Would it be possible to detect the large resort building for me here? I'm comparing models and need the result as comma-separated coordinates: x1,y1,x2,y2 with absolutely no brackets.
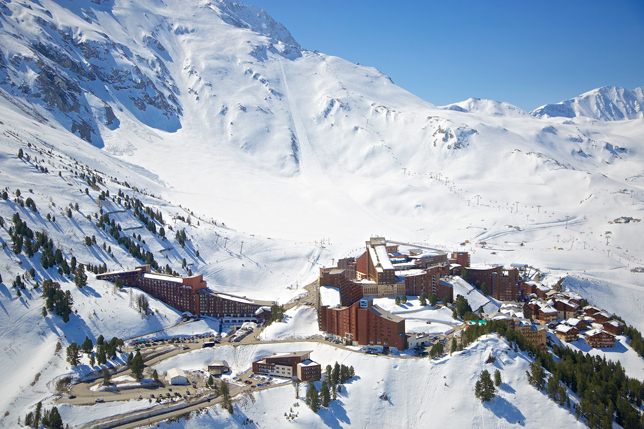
317,237,531,350
97,265,272,325
317,237,477,351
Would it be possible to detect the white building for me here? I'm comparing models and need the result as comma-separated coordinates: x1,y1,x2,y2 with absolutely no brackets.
166,367,188,385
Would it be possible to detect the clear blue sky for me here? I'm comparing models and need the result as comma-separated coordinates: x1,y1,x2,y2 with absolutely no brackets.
248,0,644,111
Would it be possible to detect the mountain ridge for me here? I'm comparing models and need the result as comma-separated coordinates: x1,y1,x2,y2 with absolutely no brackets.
531,85,644,121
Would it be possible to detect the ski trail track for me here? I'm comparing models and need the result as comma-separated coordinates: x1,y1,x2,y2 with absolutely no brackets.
276,57,413,240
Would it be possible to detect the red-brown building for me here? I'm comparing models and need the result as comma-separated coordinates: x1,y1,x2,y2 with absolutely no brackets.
583,329,616,348
523,300,558,325
319,298,407,350
591,311,613,324
603,320,625,335
552,299,579,320
97,266,271,322
404,265,449,299
252,351,321,381
467,266,521,301
449,252,471,268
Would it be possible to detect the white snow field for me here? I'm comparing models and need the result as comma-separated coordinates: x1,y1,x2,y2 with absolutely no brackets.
0,0,642,427
258,305,322,341
154,336,585,429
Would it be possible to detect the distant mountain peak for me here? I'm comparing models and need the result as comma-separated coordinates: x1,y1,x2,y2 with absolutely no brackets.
440,98,528,118
211,0,301,49
531,86,644,121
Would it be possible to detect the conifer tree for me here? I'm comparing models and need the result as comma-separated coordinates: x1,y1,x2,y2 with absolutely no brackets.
494,369,502,387
75,264,87,288
66,343,80,366
321,380,331,407
130,351,144,380
429,294,438,307
526,361,546,391
34,401,42,428
307,382,320,413
81,336,93,354
332,362,340,386
47,406,63,429
419,293,427,306
475,370,495,402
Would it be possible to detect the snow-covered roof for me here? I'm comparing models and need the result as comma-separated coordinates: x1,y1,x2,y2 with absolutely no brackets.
374,245,394,270
299,359,319,367
369,305,404,323
539,305,557,314
144,273,183,283
255,306,271,315
556,325,576,334
394,269,427,277
320,286,341,308
209,360,229,367
567,318,582,326
167,368,186,378
584,329,613,338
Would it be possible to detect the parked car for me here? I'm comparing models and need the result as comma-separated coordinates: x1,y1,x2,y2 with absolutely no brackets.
245,380,252,384
68,394,76,399
95,398,105,403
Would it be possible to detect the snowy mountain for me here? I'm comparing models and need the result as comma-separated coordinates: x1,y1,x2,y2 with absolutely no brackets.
441,97,529,118
531,86,644,121
0,0,644,428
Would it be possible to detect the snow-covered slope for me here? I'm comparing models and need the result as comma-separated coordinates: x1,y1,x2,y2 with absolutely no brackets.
0,0,643,427
531,86,644,121
153,336,585,429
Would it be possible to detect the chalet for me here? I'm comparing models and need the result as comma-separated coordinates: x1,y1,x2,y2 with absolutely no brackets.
582,305,601,316
603,320,624,335
566,317,588,331
523,300,557,324
591,311,612,324
538,306,558,325
583,329,616,348
552,298,579,320
554,324,579,342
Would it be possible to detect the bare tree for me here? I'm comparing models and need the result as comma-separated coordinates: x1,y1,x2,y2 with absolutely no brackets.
102,367,111,385
136,294,150,314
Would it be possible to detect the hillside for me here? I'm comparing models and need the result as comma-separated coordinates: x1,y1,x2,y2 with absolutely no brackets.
0,0,643,428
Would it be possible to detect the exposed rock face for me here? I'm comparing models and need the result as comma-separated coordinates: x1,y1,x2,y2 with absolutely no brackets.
0,1,184,146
